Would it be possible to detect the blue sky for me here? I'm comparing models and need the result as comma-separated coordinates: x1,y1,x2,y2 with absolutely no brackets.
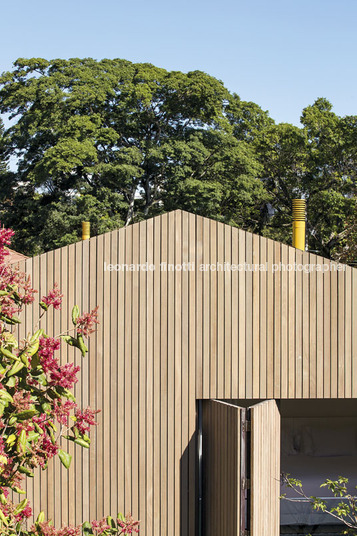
0,0,356,125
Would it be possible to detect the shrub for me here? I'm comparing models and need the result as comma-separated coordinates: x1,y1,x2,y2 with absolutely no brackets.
0,227,139,535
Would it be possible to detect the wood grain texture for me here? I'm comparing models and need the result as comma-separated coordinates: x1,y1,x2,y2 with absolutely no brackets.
250,400,280,536
202,400,240,536
17,210,356,535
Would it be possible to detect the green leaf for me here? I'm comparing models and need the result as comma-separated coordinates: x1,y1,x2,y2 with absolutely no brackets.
41,402,51,413
74,438,90,448
0,314,21,325
107,516,116,528
49,427,56,445
27,431,40,442
77,334,88,357
36,511,45,524
63,388,76,401
5,376,16,387
0,389,13,403
15,409,38,421
5,434,16,445
12,487,26,494
13,498,28,516
48,421,57,431
7,360,24,377
18,466,34,477
19,352,29,367
60,336,81,353
58,449,72,469
31,329,44,342
17,429,27,454
47,388,61,399
39,301,48,311
36,372,48,386
26,338,40,357
82,521,94,535
34,422,44,434
0,347,19,360
72,305,80,325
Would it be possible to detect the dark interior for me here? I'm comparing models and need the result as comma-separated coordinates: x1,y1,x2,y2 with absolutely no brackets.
228,399,357,536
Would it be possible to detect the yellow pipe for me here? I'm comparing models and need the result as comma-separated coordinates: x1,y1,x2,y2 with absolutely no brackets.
292,199,306,250
82,221,90,241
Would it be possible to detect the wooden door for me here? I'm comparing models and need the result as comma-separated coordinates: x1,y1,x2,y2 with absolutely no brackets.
202,400,241,536
250,400,281,536
202,399,280,536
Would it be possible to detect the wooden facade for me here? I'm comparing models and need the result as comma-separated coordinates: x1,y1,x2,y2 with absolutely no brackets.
17,210,357,535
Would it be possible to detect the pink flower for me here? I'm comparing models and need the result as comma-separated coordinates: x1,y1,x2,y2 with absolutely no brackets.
91,518,111,534
28,521,81,536
0,264,36,319
36,436,59,466
76,307,99,337
57,526,81,536
53,399,77,425
75,407,100,435
39,337,61,373
15,502,32,522
118,513,140,534
41,283,63,310
50,363,80,389
0,227,15,265
12,390,32,412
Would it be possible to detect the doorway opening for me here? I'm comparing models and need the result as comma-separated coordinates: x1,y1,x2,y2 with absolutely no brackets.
199,399,357,536
280,399,357,536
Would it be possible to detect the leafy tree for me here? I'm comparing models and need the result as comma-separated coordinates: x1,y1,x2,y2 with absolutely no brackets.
0,118,18,215
0,59,356,260
331,201,357,265
0,118,7,174
256,99,357,257
0,58,268,254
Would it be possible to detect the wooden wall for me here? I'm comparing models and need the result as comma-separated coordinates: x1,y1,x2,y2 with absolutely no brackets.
18,210,357,535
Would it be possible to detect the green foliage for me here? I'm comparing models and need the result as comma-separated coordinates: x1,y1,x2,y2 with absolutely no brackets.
0,58,356,261
0,118,7,174
255,100,357,257
0,58,268,254
282,473,357,534
0,228,138,535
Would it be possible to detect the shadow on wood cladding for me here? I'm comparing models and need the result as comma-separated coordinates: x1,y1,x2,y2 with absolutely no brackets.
16,210,357,536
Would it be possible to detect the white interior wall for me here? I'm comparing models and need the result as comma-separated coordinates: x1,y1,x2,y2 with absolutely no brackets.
281,411,357,526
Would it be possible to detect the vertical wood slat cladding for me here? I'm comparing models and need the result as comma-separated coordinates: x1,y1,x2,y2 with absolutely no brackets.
17,210,356,536
250,400,280,536
202,401,240,536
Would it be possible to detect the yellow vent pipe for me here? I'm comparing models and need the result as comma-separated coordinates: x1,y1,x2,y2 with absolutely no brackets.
292,199,306,251
82,221,90,241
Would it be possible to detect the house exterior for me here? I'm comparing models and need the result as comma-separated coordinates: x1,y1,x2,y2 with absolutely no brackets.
7,248,28,264
17,210,357,535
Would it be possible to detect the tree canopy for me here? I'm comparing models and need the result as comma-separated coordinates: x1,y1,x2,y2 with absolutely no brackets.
0,58,356,261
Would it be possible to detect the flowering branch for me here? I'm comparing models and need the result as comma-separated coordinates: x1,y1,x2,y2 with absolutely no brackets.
0,227,139,535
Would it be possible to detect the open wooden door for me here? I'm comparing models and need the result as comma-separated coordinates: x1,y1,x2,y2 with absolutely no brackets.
250,400,280,536
202,400,241,536
201,399,280,536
